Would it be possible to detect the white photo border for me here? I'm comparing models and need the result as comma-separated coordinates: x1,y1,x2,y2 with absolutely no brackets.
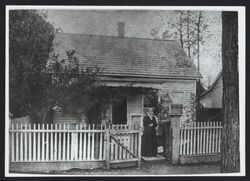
5,5,246,177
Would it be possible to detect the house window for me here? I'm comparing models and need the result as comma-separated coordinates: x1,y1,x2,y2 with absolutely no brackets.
169,92,184,115
170,104,183,115
112,96,127,125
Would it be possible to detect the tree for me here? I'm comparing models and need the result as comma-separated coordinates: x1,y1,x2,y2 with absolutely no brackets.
153,11,208,69
9,10,55,119
185,11,192,59
193,11,209,71
220,12,239,173
47,50,103,124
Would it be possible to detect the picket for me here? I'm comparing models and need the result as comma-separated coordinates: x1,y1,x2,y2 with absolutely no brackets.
58,124,61,161
28,124,32,161
62,124,66,161
54,124,57,161
46,124,49,161
33,124,36,161
37,124,40,161
87,124,91,160
41,124,45,161
197,122,200,154
180,121,223,156
91,124,95,160
79,124,83,160
15,124,19,161
215,121,219,153
11,124,14,161
99,125,103,160
83,124,87,160
193,122,196,155
20,124,23,161
218,122,222,153
67,124,70,161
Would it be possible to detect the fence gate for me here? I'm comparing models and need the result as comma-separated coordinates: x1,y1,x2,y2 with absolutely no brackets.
106,124,142,169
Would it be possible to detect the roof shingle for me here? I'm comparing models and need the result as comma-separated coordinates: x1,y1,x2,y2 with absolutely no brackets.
52,33,202,79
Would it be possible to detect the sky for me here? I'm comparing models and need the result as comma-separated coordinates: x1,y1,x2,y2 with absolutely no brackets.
46,10,222,87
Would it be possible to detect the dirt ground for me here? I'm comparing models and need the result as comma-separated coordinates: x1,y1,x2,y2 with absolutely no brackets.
51,161,220,176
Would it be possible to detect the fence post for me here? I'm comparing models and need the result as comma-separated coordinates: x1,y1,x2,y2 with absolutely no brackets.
137,124,142,167
105,125,110,169
171,116,181,165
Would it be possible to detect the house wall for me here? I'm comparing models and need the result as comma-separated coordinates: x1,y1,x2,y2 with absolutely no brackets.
10,115,31,125
103,79,196,105
200,77,222,108
101,90,143,125
52,79,197,124
53,112,87,124
102,79,197,124
156,80,196,106
127,91,143,125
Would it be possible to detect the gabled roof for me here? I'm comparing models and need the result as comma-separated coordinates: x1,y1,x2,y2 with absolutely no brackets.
200,71,222,98
52,33,202,79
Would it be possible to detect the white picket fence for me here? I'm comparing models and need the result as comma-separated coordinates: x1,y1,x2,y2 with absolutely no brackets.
9,123,141,165
179,121,223,155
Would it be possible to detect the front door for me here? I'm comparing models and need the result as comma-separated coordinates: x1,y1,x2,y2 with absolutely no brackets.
112,96,127,124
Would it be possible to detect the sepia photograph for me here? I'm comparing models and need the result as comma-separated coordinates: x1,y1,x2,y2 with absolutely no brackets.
5,6,245,176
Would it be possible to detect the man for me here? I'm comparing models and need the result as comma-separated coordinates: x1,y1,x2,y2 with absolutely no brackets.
158,108,171,160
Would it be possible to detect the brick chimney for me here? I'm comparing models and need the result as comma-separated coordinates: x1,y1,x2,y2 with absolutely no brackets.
118,22,125,38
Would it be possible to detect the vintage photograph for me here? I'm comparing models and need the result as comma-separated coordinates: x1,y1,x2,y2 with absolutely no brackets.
5,6,245,176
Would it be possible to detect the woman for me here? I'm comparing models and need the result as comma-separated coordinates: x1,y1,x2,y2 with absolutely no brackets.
158,108,171,160
141,108,158,157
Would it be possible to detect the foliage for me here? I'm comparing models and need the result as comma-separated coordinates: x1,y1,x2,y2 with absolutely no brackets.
180,94,196,123
180,93,203,124
9,10,55,118
47,50,103,123
8,10,106,124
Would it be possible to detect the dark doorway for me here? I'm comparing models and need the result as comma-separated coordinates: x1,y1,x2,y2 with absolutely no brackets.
112,96,127,124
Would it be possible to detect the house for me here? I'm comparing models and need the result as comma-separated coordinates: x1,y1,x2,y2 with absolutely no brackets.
51,22,202,125
200,71,222,109
199,71,223,122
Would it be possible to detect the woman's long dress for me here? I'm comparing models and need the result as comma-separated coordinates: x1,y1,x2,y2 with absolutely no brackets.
158,113,171,159
141,115,157,157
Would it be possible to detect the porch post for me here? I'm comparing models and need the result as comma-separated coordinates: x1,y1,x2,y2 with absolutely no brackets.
171,116,181,165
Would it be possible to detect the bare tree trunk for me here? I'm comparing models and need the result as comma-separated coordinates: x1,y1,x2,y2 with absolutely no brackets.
179,12,184,48
197,11,201,70
220,11,240,173
186,11,191,59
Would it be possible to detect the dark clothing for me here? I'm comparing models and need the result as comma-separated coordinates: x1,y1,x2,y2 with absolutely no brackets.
141,115,158,157
158,113,171,159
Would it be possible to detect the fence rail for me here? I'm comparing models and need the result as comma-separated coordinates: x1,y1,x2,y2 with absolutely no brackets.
10,123,141,164
179,121,223,156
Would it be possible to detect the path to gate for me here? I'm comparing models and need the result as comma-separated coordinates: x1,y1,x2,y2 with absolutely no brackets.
9,123,141,173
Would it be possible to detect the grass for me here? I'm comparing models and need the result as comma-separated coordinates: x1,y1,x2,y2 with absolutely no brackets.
51,161,220,176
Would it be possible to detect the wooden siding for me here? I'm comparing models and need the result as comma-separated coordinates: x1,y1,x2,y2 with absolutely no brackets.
52,79,196,125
